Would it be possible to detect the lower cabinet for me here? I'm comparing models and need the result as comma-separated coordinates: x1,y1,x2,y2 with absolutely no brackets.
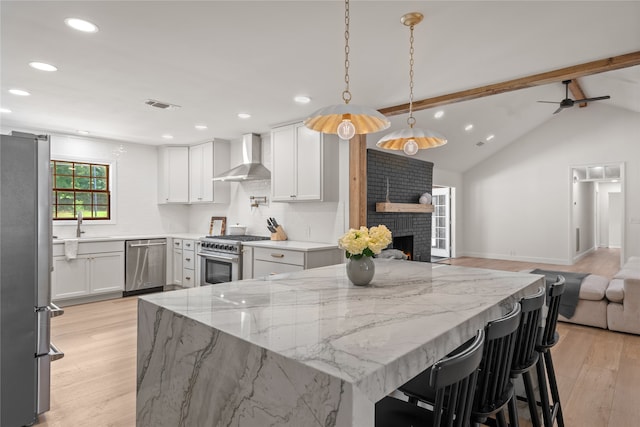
250,246,341,279
52,251,124,302
171,238,197,288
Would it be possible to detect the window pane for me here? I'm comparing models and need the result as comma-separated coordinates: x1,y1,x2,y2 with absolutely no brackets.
75,177,91,190
55,176,73,189
57,192,74,205
55,162,73,176
79,206,93,218
75,164,90,176
57,205,74,218
93,193,108,205
92,165,107,177
93,178,107,190
75,192,92,206
94,205,109,218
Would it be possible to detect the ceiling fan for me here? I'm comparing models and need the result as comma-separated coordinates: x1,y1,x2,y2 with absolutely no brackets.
538,79,610,114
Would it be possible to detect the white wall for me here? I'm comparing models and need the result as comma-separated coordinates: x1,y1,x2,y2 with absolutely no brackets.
597,181,622,248
462,103,640,264
188,132,350,243
47,134,189,238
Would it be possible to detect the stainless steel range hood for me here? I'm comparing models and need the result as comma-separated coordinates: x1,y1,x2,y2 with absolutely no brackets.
212,133,270,181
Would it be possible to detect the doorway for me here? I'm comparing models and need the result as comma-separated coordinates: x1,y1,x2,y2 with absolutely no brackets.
570,162,625,266
431,186,454,261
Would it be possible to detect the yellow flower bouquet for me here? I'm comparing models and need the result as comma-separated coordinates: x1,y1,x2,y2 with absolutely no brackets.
338,225,392,259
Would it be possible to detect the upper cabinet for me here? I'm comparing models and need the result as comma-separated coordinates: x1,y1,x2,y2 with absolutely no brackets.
189,140,230,204
158,146,189,204
271,122,338,202
158,140,229,205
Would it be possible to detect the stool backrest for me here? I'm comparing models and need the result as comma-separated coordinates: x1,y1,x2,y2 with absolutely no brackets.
474,303,522,415
429,329,485,427
539,275,566,349
511,287,545,373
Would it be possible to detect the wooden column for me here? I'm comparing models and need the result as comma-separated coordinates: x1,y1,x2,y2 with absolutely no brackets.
349,134,367,229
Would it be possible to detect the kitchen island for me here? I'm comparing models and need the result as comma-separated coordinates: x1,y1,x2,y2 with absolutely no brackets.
137,259,543,426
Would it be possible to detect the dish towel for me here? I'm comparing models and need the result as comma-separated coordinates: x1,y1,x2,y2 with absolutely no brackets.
64,239,79,261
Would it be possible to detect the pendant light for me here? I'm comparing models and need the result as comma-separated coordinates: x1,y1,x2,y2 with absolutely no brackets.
304,0,390,140
377,12,447,155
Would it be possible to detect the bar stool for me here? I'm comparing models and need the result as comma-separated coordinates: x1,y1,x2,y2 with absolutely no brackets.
376,329,485,427
508,286,546,427
536,276,566,427
398,304,522,427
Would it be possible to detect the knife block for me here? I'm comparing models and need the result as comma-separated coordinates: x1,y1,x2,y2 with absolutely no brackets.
270,225,287,241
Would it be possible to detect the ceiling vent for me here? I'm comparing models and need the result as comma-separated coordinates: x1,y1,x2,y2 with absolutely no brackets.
145,99,181,110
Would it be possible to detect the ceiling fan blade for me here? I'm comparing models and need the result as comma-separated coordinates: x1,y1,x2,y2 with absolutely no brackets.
537,101,561,104
553,106,564,114
573,95,611,103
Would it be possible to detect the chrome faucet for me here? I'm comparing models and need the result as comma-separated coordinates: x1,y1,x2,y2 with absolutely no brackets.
76,211,84,237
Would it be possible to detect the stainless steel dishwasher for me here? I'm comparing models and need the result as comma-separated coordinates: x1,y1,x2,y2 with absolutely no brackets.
124,239,167,296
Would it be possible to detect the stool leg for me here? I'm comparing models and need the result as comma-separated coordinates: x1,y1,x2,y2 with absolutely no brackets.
522,370,542,427
544,352,564,427
508,386,520,427
535,353,553,427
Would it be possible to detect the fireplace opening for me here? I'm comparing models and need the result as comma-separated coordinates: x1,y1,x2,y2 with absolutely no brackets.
393,235,414,260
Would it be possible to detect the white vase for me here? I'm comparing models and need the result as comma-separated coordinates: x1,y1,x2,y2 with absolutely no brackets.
346,256,375,286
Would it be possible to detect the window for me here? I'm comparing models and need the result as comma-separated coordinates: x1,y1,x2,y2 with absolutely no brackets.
51,160,111,220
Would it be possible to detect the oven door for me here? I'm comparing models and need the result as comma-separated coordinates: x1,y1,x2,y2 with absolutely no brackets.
199,252,240,285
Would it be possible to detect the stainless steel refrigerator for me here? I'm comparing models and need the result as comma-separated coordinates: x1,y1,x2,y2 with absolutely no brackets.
1,132,64,426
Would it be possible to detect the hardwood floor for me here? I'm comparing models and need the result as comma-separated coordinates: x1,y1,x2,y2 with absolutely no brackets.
35,249,639,426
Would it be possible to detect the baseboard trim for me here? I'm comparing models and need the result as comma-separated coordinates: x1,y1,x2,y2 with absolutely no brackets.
573,247,596,263
459,251,571,265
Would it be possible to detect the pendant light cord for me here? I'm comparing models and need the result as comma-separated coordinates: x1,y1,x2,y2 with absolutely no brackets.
343,0,352,104
407,23,416,128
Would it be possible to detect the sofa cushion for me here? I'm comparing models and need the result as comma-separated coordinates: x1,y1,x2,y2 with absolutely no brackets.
606,278,624,303
614,268,640,280
579,274,609,301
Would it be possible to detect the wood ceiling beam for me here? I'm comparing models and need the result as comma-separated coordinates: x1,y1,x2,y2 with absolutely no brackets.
379,50,640,116
568,79,588,108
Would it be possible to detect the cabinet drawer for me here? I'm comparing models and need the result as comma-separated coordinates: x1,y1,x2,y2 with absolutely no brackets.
172,239,183,249
182,269,195,288
182,240,195,251
182,251,195,269
253,247,304,266
253,260,303,278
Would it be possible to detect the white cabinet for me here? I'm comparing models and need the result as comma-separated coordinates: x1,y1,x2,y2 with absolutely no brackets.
189,140,230,204
158,146,189,204
249,245,342,279
52,241,124,303
171,239,197,288
271,122,339,202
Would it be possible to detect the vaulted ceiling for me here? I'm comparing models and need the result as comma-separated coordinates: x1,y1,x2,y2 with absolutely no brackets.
2,1,639,172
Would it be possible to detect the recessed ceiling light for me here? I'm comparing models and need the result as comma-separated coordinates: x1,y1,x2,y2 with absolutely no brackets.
64,18,99,33
464,124,474,132
29,62,58,72
162,134,174,139
9,89,30,96
237,113,251,119
486,134,495,141
434,110,444,119
0,108,11,113
76,130,89,135
195,124,208,130
294,95,311,104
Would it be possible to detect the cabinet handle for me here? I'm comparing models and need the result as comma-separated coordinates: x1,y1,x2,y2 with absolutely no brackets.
270,253,285,258
290,195,296,198
185,258,191,261
174,242,180,246
185,276,191,280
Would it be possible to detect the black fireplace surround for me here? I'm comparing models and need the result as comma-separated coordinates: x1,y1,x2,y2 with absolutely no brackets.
366,149,433,262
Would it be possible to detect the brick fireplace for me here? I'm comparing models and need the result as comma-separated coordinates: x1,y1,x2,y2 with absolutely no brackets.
366,149,433,262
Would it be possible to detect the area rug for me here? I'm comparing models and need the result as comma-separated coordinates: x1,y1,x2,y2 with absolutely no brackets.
530,269,590,319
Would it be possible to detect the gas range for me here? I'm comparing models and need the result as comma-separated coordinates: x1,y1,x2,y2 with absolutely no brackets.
199,235,270,255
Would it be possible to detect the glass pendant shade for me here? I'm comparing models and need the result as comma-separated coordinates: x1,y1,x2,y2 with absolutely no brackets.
376,127,447,155
304,103,390,139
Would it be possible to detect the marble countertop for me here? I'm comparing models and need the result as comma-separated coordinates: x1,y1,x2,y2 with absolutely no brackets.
140,259,543,403
52,232,203,244
241,239,339,251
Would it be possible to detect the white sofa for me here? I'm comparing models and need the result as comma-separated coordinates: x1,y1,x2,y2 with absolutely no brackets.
606,256,640,335
558,274,609,329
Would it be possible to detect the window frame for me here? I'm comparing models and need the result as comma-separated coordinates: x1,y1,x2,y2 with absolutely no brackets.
50,156,116,223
